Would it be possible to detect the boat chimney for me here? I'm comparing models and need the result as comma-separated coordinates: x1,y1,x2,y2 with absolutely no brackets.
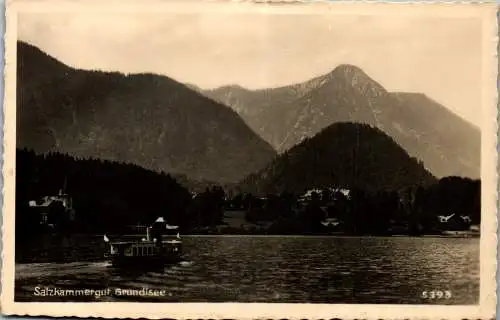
146,227,151,241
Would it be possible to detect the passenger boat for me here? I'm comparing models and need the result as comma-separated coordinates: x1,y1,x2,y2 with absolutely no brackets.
103,217,182,267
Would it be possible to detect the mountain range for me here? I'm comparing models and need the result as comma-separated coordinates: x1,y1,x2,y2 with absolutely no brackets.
241,122,437,194
17,40,478,193
17,41,276,184
201,65,480,179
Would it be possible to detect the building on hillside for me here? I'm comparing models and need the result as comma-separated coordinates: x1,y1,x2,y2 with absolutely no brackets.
437,213,456,224
299,187,351,203
28,190,75,228
320,217,341,228
436,213,472,231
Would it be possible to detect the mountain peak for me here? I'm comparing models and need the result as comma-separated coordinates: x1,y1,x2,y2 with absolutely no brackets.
332,64,366,75
320,63,388,96
199,61,480,179
328,64,375,82
241,121,436,194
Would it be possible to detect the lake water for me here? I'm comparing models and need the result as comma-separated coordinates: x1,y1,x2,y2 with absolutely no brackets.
15,236,479,304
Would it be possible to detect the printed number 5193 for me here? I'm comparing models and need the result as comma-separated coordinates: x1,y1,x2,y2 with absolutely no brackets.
421,290,452,299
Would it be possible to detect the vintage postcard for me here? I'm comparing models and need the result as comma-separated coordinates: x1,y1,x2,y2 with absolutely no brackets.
1,0,497,318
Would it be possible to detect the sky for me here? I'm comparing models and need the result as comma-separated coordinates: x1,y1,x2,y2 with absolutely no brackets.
18,10,483,126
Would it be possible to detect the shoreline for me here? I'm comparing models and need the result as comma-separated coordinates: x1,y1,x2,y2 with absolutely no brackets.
20,233,480,239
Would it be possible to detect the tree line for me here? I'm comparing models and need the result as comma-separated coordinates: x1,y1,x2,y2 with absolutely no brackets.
16,149,480,238
225,178,479,236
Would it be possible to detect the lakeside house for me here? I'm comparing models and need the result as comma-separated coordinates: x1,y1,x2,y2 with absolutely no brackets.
460,215,472,224
28,190,75,227
320,217,341,228
437,213,456,223
299,187,351,203
436,213,474,231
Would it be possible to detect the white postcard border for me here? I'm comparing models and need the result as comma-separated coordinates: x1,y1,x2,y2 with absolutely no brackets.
1,1,497,319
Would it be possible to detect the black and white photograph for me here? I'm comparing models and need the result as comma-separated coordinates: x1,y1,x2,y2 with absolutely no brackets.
1,1,497,318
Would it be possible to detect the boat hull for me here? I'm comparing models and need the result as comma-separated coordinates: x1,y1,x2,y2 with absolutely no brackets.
106,239,183,269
